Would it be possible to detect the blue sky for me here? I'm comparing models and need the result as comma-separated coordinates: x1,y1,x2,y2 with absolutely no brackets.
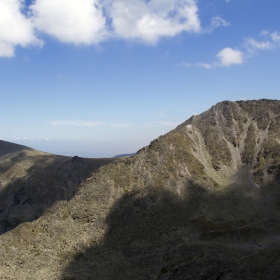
0,0,279,157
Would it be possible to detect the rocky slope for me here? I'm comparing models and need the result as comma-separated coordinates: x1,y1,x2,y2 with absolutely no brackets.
0,140,117,234
0,99,280,279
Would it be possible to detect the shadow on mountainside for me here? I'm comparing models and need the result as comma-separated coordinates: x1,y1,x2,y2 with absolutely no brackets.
0,140,32,157
63,172,280,280
0,152,116,235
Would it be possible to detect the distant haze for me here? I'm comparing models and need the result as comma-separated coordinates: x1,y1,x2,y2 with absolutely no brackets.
9,139,138,158
8,125,178,157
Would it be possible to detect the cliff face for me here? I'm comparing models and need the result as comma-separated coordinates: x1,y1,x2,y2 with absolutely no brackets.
0,99,280,279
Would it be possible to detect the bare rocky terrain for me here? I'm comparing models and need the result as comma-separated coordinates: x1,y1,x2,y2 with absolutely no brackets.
0,99,280,279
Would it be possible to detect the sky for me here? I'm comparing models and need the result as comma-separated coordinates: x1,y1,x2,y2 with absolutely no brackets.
0,0,279,158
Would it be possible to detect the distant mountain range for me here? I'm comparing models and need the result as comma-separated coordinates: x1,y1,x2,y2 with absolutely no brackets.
0,99,280,279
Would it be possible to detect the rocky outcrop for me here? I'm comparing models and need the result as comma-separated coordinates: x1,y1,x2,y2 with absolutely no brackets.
0,99,279,279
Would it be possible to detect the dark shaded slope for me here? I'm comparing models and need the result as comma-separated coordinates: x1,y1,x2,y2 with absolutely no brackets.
64,174,280,280
0,140,32,157
0,141,117,234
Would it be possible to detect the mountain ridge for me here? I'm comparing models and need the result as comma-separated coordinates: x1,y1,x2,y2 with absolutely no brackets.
0,99,280,279
0,140,119,235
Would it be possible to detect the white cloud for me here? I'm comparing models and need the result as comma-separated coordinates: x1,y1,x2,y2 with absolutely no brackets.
211,16,230,28
51,120,132,128
51,120,103,127
178,62,192,67
195,62,213,69
260,30,269,36
244,31,280,56
3,0,278,63
182,47,243,68
177,62,213,68
180,30,280,69
15,137,36,141
245,38,273,51
217,47,243,66
97,0,200,44
30,0,201,45
15,136,51,141
0,0,42,57
270,31,280,42
109,123,133,128
0,0,202,54
30,0,107,45
202,16,230,34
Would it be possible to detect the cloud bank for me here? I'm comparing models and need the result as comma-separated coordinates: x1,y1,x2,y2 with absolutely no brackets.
51,120,132,128
0,0,203,56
